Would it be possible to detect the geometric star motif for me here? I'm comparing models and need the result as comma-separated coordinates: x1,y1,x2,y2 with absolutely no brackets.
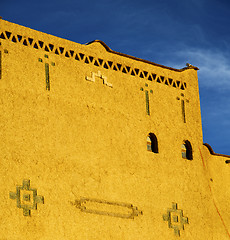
163,202,188,236
9,179,44,216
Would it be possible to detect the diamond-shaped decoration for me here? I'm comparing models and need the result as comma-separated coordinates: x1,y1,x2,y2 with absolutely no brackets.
163,202,188,236
9,179,44,216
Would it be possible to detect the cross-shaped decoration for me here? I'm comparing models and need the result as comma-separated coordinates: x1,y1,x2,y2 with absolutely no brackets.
176,93,189,123
0,42,9,80
140,83,153,115
163,202,188,237
9,179,44,216
38,54,55,91
86,70,113,88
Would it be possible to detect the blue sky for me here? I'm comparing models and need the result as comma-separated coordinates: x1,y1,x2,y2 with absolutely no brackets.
1,0,230,155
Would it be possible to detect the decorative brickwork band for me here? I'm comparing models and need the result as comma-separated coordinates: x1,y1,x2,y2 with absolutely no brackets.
163,202,188,236
9,179,44,216
0,30,187,90
72,197,143,219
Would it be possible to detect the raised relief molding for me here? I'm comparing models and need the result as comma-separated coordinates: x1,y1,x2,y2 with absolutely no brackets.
163,202,188,237
86,71,113,88
9,179,44,216
71,197,143,219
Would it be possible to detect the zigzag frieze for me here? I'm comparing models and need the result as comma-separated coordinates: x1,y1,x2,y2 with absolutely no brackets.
0,30,186,90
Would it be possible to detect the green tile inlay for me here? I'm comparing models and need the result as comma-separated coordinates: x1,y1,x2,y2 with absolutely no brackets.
140,84,153,115
177,94,189,123
45,63,50,91
38,54,55,91
181,100,186,123
9,179,44,216
163,202,188,237
145,90,150,115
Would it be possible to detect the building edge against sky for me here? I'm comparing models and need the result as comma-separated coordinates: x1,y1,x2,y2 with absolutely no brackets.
0,18,230,239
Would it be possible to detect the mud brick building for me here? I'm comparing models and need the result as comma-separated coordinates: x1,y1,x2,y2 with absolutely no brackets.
0,18,230,239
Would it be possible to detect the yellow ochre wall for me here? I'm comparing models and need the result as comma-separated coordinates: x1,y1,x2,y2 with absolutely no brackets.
0,19,230,240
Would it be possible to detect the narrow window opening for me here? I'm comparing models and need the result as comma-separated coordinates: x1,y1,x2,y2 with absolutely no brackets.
33,42,39,49
89,56,94,62
28,38,33,45
75,54,80,60
126,66,131,72
0,32,6,39
94,60,99,66
5,31,12,39
23,39,28,46
151,73,157,80
55,49,60,55
117,63,122,70
59,47,64,54
70,50,75,57
139,72,144,78
49,44,54,51
176,81,181,88
103,62,109,69
65,51,70,58
131,70,135,76
157,77,161,83
122,67,127,73
182,140,193,160
11,36,17,43
147,133,159,153
85,57,90,63
108,61,113,67
17,35,22,42
45,46,50,52
148,74,153,81
98,58,103,66
79,53,85,60
38,41,44,48
134,68,140,75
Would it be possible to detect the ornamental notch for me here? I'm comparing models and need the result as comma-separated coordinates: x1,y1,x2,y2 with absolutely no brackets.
9,179,44,216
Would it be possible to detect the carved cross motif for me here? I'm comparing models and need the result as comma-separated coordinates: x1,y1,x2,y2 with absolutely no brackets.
140,83,153,115
163,202,188,236
0,42,9,80
9,179,44,216
86,71,113,88
38,54,55,91
177,93,189,123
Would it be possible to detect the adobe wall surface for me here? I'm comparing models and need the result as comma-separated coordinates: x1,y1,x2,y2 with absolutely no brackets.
0,19,230,239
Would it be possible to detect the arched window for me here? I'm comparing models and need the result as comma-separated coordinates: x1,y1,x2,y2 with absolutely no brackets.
181,140,193,160
147,133,159,153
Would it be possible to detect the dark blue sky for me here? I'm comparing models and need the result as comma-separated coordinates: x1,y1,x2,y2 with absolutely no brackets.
1,0,230,155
